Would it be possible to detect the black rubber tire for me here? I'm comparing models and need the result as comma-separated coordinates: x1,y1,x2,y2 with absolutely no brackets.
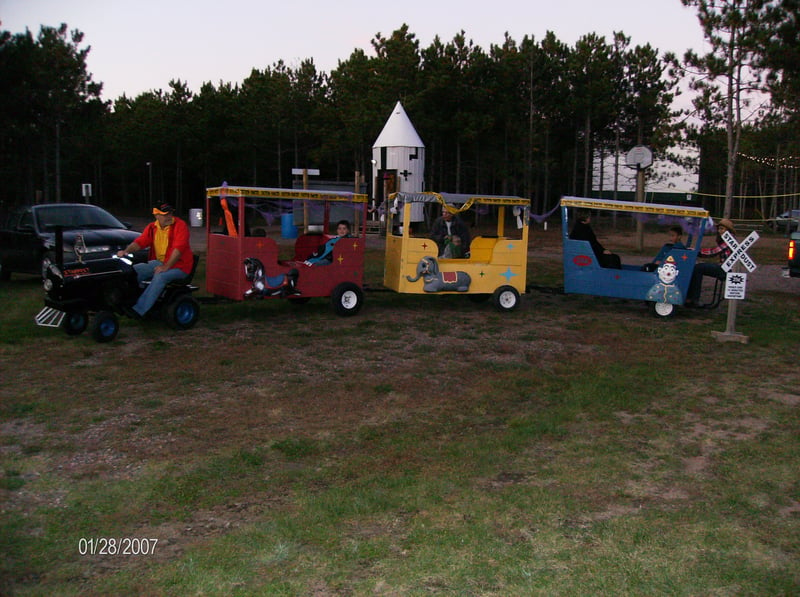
331,282,364,316
91,311,119,342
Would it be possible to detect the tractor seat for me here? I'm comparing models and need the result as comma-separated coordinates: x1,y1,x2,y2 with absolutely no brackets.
142,255,200,290
170,254,200,287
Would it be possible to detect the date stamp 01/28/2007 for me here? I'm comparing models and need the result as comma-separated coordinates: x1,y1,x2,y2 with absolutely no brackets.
78,537,158,556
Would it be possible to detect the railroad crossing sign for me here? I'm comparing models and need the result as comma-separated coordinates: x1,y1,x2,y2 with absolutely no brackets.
721,230,758,272
712,229,760,344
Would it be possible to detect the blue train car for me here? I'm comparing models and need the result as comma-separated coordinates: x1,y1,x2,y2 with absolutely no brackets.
560,196,710,317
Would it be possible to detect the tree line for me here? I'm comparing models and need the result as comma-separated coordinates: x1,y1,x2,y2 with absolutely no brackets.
1,1,798,220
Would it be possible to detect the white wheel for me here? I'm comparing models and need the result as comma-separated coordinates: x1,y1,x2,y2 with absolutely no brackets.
492,286,520,312
651,301,674,318
331,283,363,316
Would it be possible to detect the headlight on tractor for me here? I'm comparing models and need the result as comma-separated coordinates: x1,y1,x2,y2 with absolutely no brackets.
44,264,63,292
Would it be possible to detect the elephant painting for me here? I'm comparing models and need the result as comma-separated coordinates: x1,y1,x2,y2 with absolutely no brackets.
406,256,471,292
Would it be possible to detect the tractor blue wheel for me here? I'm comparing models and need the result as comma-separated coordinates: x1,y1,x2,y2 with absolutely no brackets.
62,311,88,336
165,295,199,330
91,311,119,343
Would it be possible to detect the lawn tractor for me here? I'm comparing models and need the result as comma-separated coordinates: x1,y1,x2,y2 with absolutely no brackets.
35,231,199,342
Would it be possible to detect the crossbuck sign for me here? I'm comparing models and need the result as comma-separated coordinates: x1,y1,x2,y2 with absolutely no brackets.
721,230,758,273
713,230,759,343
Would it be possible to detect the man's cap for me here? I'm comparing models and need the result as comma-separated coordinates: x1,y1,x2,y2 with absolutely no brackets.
153,203,175,215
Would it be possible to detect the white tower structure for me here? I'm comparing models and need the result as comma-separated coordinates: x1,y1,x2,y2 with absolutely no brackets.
372,101,425,222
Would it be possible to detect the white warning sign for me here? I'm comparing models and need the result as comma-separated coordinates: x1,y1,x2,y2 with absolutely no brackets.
724,272,748,300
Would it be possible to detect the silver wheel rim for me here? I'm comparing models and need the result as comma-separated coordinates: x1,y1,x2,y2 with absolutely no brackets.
341,290,357,309
499,290,517,309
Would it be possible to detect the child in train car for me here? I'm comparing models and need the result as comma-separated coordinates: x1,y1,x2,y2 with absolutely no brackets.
304,220,351,266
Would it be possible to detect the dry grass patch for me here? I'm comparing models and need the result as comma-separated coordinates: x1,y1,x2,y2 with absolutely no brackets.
2,233,799,595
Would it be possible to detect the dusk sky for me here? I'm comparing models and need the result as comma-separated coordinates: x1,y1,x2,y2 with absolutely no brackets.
2,0,707,102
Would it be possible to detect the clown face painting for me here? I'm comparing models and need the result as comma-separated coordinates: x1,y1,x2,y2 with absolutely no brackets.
646,255,683,304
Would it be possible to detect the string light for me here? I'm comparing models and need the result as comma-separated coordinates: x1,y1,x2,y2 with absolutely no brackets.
678,190,800,199
738,152,800,169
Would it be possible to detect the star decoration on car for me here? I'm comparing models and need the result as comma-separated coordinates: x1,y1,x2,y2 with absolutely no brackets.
500,267,518,282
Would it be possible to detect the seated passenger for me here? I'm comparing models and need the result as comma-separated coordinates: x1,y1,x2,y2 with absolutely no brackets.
431,208,471,258
441,234,464,259
642,226,686,272
569,209,621,269
304,220,351,266
685,218,736,307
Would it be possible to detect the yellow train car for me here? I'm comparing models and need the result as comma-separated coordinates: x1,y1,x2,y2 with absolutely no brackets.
383,192,530,311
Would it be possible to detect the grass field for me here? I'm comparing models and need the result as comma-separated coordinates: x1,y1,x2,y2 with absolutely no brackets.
1,227,799,596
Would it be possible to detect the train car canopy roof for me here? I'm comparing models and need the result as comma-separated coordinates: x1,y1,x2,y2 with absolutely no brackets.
560,196,708,219
207,186,368,203
391,191,529,214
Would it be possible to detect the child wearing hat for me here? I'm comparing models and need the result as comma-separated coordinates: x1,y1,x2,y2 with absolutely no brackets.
685,218,737,306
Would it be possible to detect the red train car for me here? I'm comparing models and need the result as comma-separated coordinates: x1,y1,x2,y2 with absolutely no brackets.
205,185,368,315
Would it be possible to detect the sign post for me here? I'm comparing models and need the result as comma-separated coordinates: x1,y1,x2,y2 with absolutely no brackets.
292,168,320,228
712,230,758,344
625,145,653,252
291,168,320,190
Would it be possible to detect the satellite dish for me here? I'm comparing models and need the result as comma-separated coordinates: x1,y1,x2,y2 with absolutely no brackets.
626,145,653,169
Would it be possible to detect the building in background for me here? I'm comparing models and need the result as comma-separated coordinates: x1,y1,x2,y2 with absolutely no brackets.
372,102,426,224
